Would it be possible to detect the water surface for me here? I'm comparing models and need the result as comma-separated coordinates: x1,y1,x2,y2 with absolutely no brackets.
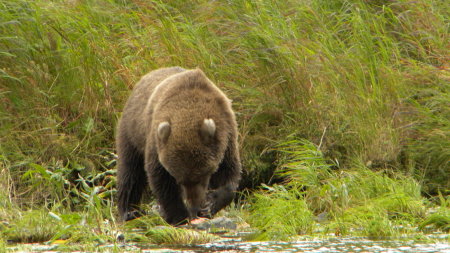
8,236,450,252
138,237,450,253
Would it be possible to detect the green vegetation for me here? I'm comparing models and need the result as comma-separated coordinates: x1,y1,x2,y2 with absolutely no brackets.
419,194,450,233
246,139,435,240
248,185,314,240
0,0,448,248
123,215,217,245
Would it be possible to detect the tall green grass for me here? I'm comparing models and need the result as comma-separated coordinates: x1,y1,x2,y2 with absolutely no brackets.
1,0,448,199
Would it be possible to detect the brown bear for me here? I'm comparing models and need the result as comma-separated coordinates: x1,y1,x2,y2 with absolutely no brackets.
116,67,241,225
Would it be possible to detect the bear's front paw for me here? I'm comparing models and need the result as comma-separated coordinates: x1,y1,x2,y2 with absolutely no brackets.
197,207,212,219
197,197,213,218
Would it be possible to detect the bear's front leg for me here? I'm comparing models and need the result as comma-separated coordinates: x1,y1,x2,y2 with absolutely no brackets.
203,137,241,217
117,136,148,222
146,157,189,225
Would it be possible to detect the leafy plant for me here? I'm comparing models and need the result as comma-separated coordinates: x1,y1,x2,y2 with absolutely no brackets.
249,139,430,240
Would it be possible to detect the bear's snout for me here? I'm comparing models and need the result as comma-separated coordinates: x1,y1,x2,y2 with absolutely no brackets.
180,182,208,220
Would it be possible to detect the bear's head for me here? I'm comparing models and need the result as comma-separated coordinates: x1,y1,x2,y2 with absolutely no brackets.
156,118,224,219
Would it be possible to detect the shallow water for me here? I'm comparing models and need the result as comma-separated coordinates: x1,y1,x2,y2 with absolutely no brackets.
137,238,450,253
9,236,450,252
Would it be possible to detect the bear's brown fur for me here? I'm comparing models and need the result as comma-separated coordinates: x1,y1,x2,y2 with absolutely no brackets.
116,67,241,225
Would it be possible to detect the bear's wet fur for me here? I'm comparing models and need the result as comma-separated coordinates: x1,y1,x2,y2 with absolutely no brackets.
116,67,241,225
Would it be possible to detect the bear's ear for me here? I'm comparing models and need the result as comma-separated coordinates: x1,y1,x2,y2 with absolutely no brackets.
158,121,171,142
200,118,216,140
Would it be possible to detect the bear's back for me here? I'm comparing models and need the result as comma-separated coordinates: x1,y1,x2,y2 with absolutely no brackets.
149,69,234,139
150,69,232,116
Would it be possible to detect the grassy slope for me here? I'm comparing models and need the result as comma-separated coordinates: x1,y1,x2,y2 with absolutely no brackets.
0,0,449,247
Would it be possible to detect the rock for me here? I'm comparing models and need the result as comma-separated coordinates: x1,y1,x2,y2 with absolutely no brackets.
314,211,328,223
192,217,237,231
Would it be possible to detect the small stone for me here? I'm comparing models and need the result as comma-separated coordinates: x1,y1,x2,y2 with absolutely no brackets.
116,233,125,242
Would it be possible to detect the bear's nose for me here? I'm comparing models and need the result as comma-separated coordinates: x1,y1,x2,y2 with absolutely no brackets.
180,183,208,220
